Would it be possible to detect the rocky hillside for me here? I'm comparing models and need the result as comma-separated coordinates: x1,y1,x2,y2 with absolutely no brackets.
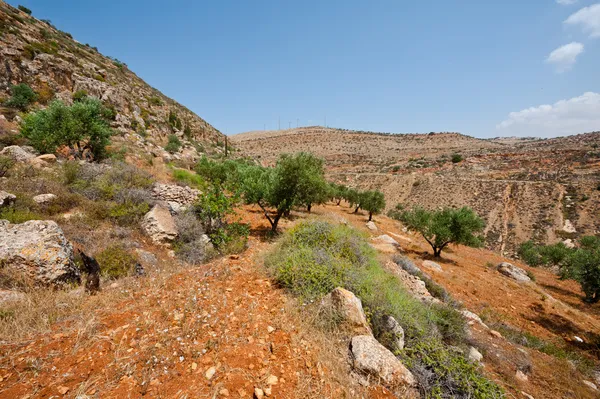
232,127,600,256
0,1,224,153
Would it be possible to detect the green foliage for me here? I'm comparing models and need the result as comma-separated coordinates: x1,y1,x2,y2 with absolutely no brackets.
194,156,246,187
0,155,15,177
4,83,37,110
22,41,58,59
20,98,113,160
266,220,502,397
519,236,600,303
95,245,137,279
172,168,205,188
148,96,163,106
183,124,192,139
0,207,42,223
360,190,386,221
168,110,182,131
451,153,464,163
164,134,182,153
18,5,32,15
72,90,88,102
395,206,485,257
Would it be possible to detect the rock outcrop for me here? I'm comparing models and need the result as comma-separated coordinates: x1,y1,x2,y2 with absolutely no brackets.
141,204,178,244
0,191,16,207
350,335,416,388
422,260,443,271
0,145,36,162
33,193,57,204
371,234,401,253
0,219,80,286
376,315,405,351
321,287,371,334
385,261,441,304
151,183,201,213
497,262,531,282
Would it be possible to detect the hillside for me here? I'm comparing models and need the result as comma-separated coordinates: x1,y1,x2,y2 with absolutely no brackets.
0,1,224,160
232,127,600,256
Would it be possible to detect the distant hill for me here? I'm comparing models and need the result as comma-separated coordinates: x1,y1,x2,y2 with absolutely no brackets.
232,126,600,256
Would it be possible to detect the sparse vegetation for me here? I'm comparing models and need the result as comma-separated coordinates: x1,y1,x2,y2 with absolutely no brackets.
17,5,31,15
451,153,464,163
0,155,15,177
164,134,182,153
4,83,37,110
95,245,138,279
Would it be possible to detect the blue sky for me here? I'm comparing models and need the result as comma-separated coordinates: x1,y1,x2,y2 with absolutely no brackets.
8,0,600,137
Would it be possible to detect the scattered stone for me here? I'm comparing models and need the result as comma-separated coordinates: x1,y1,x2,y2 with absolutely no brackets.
205,366,216,380
35,154,57,164
384,261,441,304
515,370,528,382
57,386,70,395
497,262,531,282
265,374,278,385
582,380,597,391
135,249,158,266
563,220,576,234
573,336,584,343
0,220,80,286
141,203,178,244
33,193,57,204
422,260,443,271
0,145,36,162
468,346,483,363
219,388,230,397
254,387,264,399
490,330,503,339
365,221,378,231
267,326,275,333
461,310,486,327
521,392,535,399
350,335,416,388
321,287,371,334
376,315,405,351
151,183,201,209
0,191,16,207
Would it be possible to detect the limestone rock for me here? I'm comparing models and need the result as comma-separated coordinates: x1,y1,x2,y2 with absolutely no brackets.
135,249,158,266
497,262,531,282
468,346,483,363
0,145,36,162
0,191,16,207
35,154,57,164
321,287,371,334
365,221,378,231
141,204,178,244
384,261,441,304
422,260,443,271
376,315,405,351
0,219,80,286
33,193,57,204
0,289,26,304
582,380,597,391
371,234,401,253
350,335,416,388
151,183,201,209
563,220,576,234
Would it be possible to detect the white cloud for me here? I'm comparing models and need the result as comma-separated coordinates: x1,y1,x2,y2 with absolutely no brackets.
557,0,577,5
496,92,600,137
545,42,584,72
564,3,600,37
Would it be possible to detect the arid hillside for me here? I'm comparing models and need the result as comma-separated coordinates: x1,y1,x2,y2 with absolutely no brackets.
0,1,225,158
232,127,600,256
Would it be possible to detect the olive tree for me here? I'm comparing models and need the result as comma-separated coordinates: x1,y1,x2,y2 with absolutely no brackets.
396,206,485,257
360,190,386,221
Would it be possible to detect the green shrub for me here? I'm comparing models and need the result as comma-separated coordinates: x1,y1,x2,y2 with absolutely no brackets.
72,90,88,102
20,98,113,160
95,245,137,279
451,153,464,163
0,208,42,223
22,41,58,59
168,110,182,131
17,5,32,15
164,134,182,153
266,220,502,397
148,96,162,106
172,168,205,188
4,83,37,110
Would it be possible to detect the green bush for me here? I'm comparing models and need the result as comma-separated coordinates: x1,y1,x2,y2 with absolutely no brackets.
72,90,88,102
451,153,464,163
266,220,502,397
148,96,162,106
95,245,138,279
0,208,42,224
4,83,37,110
164,134,182,153
168,110,182,131
18,5,32,15
172,168,205,188
20,98,113,160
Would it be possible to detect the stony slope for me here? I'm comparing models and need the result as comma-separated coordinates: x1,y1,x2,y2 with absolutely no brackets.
0,1,223,146
232,127,600,256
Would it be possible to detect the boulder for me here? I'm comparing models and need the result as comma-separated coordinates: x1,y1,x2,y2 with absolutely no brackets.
33,193,57,204
497,262,531,282
385,261,441,304
135,249,158,266
468,346,483,363
321,287,371,334
151,183,201,210
0,191,16,207
141,204,178,244
371,234,401,253
0,145,36,162
422,260,443,271
376,315,405,351
0,220,80,286
365,221,378,231
35,154,57,164
350,335,416,388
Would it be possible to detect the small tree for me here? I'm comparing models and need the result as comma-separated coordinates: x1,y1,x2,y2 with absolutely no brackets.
4,84,37,111
164,134,182,153
451,153,463,163
18,5,32,14
396,206,485,257
361,190,386,221
20,98,113,159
